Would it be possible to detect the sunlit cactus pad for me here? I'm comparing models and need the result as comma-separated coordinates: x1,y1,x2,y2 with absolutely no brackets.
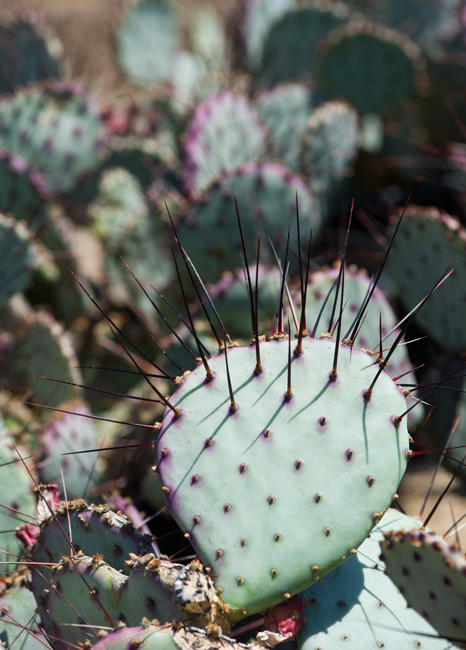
183,91,266,194
381,529,466,644
241,0,295,71
0,82,106,193
387,206,466,353
298,509,453,649
318,21,423,114
300,101,359,194
116,0,179,84
255,82,312,173
156,337,409,619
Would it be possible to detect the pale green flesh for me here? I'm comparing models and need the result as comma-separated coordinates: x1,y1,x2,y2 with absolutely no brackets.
157,338,409,618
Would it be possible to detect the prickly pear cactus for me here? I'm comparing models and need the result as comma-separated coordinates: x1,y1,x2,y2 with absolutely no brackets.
92,623,263,650
300,101,359,194
183,91,267,195
304,265,418,390
156,336,410,619
318,21,423,114
381,529,466,644
0,13,63,95
0,82,106,193
0,419,36,576
0,150,46,223
116,0,179,84
35,553,229,650
387,206,466,353
4,310,82,411
259,2,350,85
0,573,45,650
241,0,295,71
298,509,454,649
38,403,106,498
178,161,320,283
0,214,34,311
255,82,312,173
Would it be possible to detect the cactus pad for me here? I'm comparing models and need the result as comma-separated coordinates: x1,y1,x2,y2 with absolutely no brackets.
0,82,106,193
387,206,466,353
255,82,312,173
183,91,267,195
156,337,409,619
0,14,63,95
300,101,359,194
241,0,295,71
178,161,320,283
259,3,350,85
381,529,466,644
0,214,34,311
318,22,423,114
116,0,179,84
298,509,452,649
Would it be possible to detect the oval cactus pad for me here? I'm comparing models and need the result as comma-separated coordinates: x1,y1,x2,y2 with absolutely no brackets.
156,337,409,618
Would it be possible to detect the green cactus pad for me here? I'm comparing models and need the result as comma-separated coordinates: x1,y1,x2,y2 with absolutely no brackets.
0,214,34,311
0,574,45,650
9,310,82,411
0,13,63,95
0,82,106,193
88,167,173,311
241,0,295,71
116,0,179,85
318,21,423,114
91,624,264,650
304,265,418,394
31,501,156,601
0,150,46,223
38,402,106,498
298,509,453,649
381,529,466,644
183,91,267,195
178,161,320,283
259,2,350,85
255,82,312,173
300,101,359,194
36,554,227,650
387,206,466,353
156,337,409,619
0,420,36,576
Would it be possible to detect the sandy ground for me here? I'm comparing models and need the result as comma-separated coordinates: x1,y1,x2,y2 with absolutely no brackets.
1,0,465,547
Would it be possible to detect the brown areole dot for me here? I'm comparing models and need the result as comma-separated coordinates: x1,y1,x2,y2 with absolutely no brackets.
239,463,247,473
271,569,278,577
274,533,281,541
191,474,199,484
236,577,244,585
367,475,375,486
314,493,322,503
295,459,303,469
240,539,247,546
319,416,327,426
267,496,276,505
223,503,231,512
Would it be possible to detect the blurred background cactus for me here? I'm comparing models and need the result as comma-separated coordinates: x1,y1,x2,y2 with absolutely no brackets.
0,0,465,648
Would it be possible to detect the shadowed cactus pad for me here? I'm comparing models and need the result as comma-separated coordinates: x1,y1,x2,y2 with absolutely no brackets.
156,337,409,619
0,214,34,310
298,509,452,649
381,529,466,644
318,22,423,114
